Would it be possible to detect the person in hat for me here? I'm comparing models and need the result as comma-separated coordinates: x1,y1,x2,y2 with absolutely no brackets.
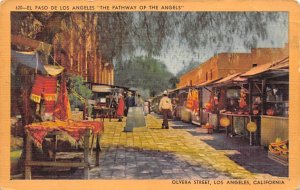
159,90,173,129
124,91,135,116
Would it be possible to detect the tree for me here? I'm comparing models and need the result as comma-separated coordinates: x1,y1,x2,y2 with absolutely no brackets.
115,56,173,97
11,12,287,65
169,77,180,89
95,12,287,63
67,75,93,110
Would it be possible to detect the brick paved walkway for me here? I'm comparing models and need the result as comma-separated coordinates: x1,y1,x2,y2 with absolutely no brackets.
28,114,287,179
87,114,256,179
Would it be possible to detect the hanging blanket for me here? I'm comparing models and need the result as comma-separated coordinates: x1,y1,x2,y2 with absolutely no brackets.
30,74,57,114
25,120,104,147
54,77,72,120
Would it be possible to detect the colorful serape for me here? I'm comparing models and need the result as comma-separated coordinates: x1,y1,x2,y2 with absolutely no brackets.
30,74,57,113
25,120,104,147
54,77,72,120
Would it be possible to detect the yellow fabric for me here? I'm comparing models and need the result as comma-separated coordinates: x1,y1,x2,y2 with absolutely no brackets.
44,64,64,76
186,90,193,109
66,98,72,119
43,94,56,101
30,94,41,103
30,120,67,128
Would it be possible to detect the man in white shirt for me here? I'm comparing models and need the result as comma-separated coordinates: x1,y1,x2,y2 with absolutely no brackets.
159,90,173,129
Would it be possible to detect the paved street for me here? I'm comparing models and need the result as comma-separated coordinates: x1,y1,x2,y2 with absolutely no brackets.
30,113,287,179
84,114,285,179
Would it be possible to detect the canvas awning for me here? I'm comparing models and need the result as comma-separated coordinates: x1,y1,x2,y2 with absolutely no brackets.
215,72,242,84
240,62,273,77
241,57,289,78
92,84,113,93
169,86,191,93
11,50,47,75
11,50,64,76
196,78,222,87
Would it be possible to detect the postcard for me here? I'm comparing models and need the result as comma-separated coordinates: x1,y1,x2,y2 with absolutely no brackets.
0,0,300,190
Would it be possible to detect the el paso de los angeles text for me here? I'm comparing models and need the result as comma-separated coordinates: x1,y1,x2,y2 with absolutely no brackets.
171,179,285,185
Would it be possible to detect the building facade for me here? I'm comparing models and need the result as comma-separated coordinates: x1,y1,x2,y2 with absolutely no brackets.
177,44,288,88
52,13,114,85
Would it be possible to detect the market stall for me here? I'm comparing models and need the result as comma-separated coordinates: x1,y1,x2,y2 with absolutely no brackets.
23,75,105,179
197,78,222,130
25,120,104,179
241,57,289,148
203,73,261,144
169,87,189,121
11,35,106,179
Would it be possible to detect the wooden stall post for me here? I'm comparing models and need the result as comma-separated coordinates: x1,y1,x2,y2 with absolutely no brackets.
248,81,253,114
83,129,90,179
51,135,57,161
198,88,203,125
90,134,95,155
25,133,32,179
83,102,86,120
261,79,266,115
95,134,101,166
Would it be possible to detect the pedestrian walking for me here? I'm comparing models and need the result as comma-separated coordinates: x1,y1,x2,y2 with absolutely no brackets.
124,91,135,116
116,93,125,122
159,90,173,129
136,93,145,113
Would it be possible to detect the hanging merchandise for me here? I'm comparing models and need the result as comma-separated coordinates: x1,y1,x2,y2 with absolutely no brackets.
54,76,72,121
186,89,193,109
239,88,247,109
192,90,199,113
43,64,64,76
205,91,215,112
30,75,45,103
30,74,57,113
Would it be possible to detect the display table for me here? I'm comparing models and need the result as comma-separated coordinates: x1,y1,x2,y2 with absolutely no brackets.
93,106,115,121
219,113,260,145
24,120,104,179
261,115,288,147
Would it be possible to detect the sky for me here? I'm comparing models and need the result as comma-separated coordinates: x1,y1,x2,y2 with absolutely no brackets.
156,13,288,75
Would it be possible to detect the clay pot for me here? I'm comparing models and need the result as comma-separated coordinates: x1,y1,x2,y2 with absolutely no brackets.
266,108,275,116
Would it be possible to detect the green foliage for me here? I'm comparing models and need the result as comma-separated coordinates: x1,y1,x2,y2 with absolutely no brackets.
115,56,174,97
68,75,93,110
11,12,287,63
169,77,180,89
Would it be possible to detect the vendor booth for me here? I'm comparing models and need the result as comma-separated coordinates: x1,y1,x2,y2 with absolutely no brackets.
11,36,105,179
88,83,132,120
23,75,105,179
168,87,190,121
241,57,289,165
241,57,289,147
197,78,222,130
198,73,261,145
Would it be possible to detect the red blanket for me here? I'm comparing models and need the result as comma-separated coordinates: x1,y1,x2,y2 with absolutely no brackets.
25,120,104,146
